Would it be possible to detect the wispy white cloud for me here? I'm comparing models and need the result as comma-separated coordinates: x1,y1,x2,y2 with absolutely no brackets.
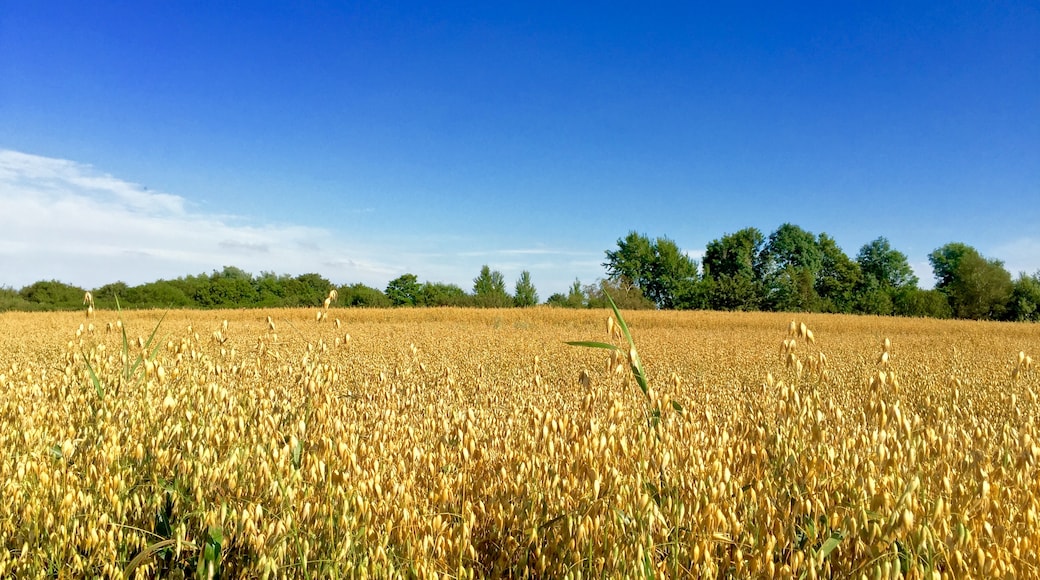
0,149,396,289
0,149,605,296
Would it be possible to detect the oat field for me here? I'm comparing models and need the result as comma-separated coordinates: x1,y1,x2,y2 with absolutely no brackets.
1,305,1038,578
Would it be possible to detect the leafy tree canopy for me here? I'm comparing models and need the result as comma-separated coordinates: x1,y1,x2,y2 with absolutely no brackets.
386,274,422,306
604,232,698,309
857,237,918,290
1009,272,1040,322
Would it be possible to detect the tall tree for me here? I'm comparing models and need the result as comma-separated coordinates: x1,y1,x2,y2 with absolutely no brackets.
513,271,539,307
386,274,422,306
893,288,953,318
19,280,87,310
857,237,918,290
1008,272,1040,322
702,227,766,280
584,277,655,310
340,283,391,307
815,234,862,313
473,265,511,308
566,279,586,308
605,232,698,309
762,223,823,275
928,243,1013,320
419,282,469,307
761,224,823,311
702,228,767,311
928,242,975,290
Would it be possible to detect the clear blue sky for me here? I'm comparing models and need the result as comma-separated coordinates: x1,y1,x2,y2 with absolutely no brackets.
2,2,1038,296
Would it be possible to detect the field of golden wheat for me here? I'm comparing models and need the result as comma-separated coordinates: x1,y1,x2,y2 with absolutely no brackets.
1,305,1038,578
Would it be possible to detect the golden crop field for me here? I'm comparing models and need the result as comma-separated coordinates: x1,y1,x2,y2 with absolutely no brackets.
1,305,1038,579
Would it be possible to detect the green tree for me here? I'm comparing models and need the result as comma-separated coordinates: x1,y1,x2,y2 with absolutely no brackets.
762,223,823,275
857,237,918,291
546,279,585,308
856,281,894,316
93,281,130,308
125,281,192,308
386,274,422,306
566,279,586,308
473,265,511,308
953,255,1010,320
193,267,258,308
928,243,1013,320
419,282,470,307
769,266,819,312
703,228,766,280
340,283,391,307
1008,272,1040,322
653,236,701,309
293,273,334,307
815,234,862,313
702,228,766,310
19,280,87,310
513,271,539,307
0,286,30,311
928,242,975,290
585,277,654,310
759,224,822,311
254,272,289,306
893,288,952,318
604,232,698,309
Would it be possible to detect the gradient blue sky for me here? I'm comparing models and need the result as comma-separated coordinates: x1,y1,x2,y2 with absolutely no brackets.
2,2,1038,296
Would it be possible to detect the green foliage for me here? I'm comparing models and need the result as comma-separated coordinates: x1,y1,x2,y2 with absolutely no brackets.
19,280,86,310
192,267,260,308
546,279,587,308
544,293,568,307
124,281,193,308
857,237,918,291
702,228,767,310
386,274,422,306
292,273,335,307
769,266,819,312
420,282,470,307
762,223,823,276
513,271,539,308
473,265,511,308
814,234,862,313
760,224,824,311
703,227,766,280
585,278,655,310
93,281,130,305
855,281,894,316
604,232,698,309
704,273,762,311
928,242,974,290
1008,272,1040,322
893,288,953,319
928,243,1013,320
1,226,1036,322
0,286,31,312
339,283,391,307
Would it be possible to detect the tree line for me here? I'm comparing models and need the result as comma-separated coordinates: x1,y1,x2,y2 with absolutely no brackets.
0,265,541,312
2,224,1038,321
601,225,1040,321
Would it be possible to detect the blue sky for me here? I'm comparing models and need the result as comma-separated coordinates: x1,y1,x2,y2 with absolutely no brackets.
2,2,1038,296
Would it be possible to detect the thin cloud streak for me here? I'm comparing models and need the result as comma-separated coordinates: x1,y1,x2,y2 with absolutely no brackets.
0,150,395,289
0,150,606,296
